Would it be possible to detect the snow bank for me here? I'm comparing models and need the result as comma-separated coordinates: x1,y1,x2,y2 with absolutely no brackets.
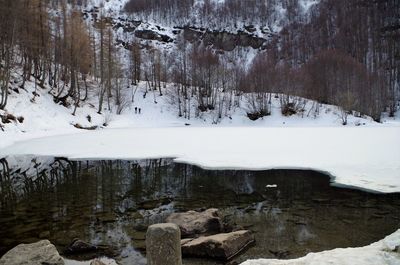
241,229,400,265
1,126,399,193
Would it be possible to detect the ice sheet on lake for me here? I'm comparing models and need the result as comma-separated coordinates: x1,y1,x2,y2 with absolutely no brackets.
1,127,399,193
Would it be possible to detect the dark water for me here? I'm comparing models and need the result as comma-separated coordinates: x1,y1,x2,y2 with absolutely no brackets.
0,157,399,264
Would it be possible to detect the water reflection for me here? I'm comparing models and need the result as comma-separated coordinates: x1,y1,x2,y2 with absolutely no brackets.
0,156,399,264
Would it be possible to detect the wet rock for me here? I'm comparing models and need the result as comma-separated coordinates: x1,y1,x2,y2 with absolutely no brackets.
166,208,223,237
146,223,182,265
0,240,64,265
63,239,117,260
181,230,254,260
65,239,97,254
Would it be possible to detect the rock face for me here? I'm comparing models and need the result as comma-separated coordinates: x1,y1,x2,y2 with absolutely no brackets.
146,223,182,265
181,230,254,260
183,27,266,51
166,208,223,237
134,30,173,43
0,240,64,265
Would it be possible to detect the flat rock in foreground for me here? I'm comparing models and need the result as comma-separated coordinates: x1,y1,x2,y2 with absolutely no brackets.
181,230,254,260
166,208,223,237
0,240,64,265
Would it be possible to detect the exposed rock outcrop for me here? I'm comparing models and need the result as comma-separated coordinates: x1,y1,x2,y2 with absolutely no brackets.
134,30,173,43
182,27,266,51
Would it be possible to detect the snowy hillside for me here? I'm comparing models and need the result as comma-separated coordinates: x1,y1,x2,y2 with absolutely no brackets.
1,64,397,148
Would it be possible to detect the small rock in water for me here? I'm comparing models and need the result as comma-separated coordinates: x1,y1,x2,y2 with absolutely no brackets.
166,208,223,237
181,230,254,260
65,238,97,254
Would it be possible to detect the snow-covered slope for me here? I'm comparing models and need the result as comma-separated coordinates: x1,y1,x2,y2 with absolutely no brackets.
2,65,396,147
1,85,395,144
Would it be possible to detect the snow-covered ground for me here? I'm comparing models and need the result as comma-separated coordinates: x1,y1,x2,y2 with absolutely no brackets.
242,229,400,265
1,71,400,193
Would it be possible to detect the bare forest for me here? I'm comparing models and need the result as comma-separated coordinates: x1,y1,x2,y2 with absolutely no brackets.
0,0,399,124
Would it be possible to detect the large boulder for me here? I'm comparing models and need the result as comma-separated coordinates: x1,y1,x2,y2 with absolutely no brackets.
0,240,64,265
166,208,223,237
181,230,254,260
